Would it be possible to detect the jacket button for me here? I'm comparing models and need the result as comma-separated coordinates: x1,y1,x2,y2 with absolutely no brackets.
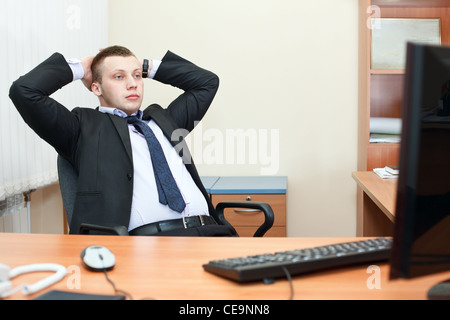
127,173,132,181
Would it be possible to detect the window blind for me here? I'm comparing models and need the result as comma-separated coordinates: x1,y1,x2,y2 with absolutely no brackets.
0,0,108,202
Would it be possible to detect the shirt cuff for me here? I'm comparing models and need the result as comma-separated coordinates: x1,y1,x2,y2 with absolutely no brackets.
148,60,161,79
67,58,84,82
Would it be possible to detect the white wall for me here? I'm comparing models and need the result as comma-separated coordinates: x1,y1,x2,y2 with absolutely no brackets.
109,0,359,236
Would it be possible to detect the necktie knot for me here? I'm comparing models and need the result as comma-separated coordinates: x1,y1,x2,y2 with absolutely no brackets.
125,115,139,123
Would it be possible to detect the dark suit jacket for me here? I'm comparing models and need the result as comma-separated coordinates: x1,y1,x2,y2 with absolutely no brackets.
9,51,220,234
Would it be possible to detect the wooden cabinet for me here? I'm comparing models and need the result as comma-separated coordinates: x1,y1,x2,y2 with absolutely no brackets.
211,193,286,237
358,0,450,172
357,0,450,235
203,176,287,237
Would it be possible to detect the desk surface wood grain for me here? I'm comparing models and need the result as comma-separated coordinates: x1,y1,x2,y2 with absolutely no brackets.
1,233,448,300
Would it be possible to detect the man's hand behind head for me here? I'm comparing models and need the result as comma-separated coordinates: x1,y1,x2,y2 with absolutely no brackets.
80,55,95,91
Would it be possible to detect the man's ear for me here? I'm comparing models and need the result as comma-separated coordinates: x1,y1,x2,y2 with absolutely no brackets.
91,82,102,97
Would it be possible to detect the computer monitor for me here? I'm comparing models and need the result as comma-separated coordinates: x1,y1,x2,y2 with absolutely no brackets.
390,42,450,299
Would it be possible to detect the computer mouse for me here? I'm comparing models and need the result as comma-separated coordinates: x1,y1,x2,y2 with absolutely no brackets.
81,245,116,271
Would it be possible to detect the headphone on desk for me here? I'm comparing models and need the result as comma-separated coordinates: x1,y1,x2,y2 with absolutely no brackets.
0,263,67,298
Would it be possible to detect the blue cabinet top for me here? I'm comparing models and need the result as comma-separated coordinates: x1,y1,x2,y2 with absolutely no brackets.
202,176,287,195
199,176,220,193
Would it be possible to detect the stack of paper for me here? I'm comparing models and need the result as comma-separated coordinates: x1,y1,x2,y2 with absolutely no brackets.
373,167,398,179
370,117,401,143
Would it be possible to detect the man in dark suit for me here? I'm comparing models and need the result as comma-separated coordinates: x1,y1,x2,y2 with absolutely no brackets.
9,46,236,236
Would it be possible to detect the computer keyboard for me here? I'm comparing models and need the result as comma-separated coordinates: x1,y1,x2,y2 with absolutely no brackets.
203,237,392,283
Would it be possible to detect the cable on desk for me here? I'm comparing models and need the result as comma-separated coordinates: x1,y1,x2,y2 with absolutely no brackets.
281,267,294,300
103,269,133,300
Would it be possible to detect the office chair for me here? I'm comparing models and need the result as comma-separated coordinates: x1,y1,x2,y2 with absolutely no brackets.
57,155,274,237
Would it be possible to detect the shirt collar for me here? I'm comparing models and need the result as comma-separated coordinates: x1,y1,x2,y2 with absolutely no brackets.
98,106,143,119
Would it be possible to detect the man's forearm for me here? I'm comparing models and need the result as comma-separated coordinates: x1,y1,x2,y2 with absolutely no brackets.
9,53,79,153
151,51,219,131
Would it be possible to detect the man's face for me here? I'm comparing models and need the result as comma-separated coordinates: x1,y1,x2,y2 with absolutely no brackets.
92,55,144,115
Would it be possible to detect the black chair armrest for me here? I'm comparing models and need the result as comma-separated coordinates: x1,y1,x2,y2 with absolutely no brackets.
215,201,275,237
79,223,129,236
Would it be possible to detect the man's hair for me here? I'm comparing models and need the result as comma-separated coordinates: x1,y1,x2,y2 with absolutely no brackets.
91,45,136,84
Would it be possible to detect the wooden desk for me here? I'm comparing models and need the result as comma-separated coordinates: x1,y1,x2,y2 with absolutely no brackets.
1,233,449,300
352,171,397,236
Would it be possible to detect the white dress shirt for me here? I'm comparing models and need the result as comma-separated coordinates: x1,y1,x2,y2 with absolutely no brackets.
68,57,209,230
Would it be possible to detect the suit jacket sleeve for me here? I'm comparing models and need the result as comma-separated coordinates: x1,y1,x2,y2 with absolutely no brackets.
152,51,220,132
9,53,80,158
